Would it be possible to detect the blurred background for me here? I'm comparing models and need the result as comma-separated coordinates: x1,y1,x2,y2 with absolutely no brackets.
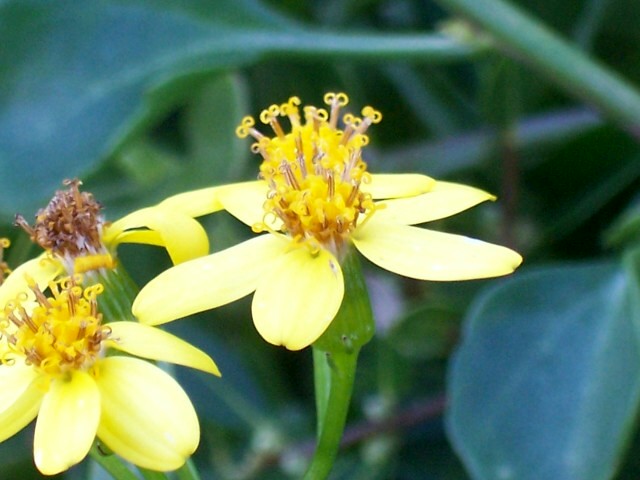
1,0,640,478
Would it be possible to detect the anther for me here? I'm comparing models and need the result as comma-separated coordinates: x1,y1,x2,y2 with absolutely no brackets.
346,182,361,206
260,105,286,139
7,311,23,328
281,96,301,128
31,284,52,309
325,92,347,130
279,161,300,190
327,171,335,199
295,133,307,178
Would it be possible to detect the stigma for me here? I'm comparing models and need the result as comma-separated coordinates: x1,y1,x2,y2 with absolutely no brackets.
0,276,110,376
236,93,382,256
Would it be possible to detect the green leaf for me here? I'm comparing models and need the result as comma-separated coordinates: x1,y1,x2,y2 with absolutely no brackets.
181,74,250,186
0,0,476,220
447,255,640,480
0,0,272,219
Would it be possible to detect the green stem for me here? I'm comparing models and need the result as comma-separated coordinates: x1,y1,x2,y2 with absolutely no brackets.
176,459,202,480
89,444,139,480
305,251,375,479
313,347,331,430
137,467,169,480
433,0,640,136
266,31,486,62
304,351,359,480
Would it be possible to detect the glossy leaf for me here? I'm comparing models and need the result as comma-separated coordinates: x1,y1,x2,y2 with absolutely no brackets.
447,253,640,480
0,0,274,218
0,0,474,219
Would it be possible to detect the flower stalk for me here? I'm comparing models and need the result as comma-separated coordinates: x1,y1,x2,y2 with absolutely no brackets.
89,443,140,480
306,251,374,479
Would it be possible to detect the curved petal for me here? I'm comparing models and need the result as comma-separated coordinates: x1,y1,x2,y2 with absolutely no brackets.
353,220,523,281
133,234,287,326
0,256,61,307
112,229,163,247
107,322,220,376
105,207,209,264
34,371,100,475
372,181,496,226
157,186,225,218
252,246,344,350
96,356,199,471
0,368,43,443
217,180,282,230
364,173,435,199
0,361,39,412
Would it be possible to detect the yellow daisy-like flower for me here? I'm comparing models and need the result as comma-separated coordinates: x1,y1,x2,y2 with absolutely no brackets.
133,93,523,350
0,274,220,475
11,178,209,291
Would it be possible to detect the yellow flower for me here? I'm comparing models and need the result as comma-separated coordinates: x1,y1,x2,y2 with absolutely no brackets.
0,275,220,475
133,93,523,350
11,178,209,291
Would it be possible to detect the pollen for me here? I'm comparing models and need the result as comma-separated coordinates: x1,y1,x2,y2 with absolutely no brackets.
237,93,383,256
0,276,110,376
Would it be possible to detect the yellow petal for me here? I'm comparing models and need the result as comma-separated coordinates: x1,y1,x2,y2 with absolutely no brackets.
0,361,39,412
0,368,43,443
107,321,220,376
157,186,225,218
96,356,199,471
372,181,496,225
105,207,209,264
353,220,522,281
0,256,61,307
252,246,344,350
34,371,100,475
218,180,282,229
134,234,287,326
363,173,435,199
112,229,163,247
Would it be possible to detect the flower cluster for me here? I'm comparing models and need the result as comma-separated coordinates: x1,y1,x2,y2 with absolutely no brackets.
0,92,523,476
0,180,219,475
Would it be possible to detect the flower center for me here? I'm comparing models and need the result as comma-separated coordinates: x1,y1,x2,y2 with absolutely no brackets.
0,277,110,376
236,93,382,255
15,179,114,273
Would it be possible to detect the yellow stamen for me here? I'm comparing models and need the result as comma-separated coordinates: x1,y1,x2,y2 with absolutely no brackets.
238,93,383,258
0,276,109,376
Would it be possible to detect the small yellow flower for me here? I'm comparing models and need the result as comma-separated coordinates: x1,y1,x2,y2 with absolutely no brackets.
133,93,523,350
10,178,209,295
0,275,219,475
